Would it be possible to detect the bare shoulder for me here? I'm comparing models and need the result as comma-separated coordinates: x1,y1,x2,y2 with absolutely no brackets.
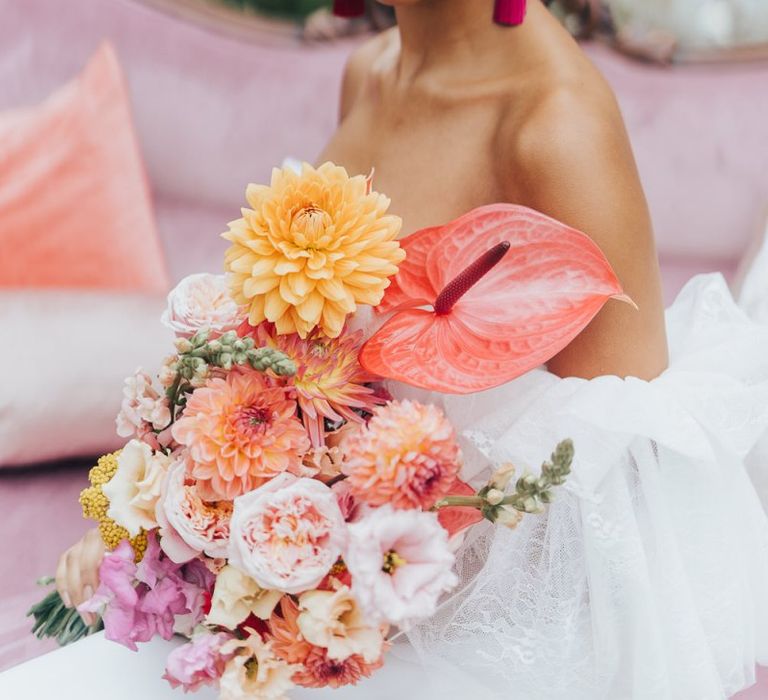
501,61,630,208
339,29,396,122
498,64,669,380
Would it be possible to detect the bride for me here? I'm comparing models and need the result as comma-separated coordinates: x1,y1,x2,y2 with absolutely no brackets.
53,1,768,698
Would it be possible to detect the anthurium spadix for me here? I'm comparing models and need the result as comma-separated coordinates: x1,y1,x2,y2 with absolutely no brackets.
360,204,635,393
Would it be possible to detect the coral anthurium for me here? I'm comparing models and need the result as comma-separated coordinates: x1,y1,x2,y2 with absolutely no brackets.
360,204,634,393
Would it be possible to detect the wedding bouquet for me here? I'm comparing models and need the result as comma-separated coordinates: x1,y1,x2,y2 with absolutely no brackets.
31,162,628,699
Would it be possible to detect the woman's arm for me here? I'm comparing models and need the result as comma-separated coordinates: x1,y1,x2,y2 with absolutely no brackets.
503,86,669,380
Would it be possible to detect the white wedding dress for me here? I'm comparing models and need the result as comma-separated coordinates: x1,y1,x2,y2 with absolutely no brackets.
3,241,768,699
388,271,768,700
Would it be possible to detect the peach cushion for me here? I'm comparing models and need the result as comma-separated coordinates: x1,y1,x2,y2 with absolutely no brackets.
0,43,168,292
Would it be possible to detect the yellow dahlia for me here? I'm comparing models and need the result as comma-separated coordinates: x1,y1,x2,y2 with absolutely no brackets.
171,369,311,500
223,162,404,339
79,451,149,560
246,321,384,447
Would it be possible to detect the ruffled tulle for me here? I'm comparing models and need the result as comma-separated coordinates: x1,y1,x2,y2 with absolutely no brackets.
384,274,768,699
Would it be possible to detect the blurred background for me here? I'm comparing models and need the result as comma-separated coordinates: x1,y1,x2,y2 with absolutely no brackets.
0,1,767,695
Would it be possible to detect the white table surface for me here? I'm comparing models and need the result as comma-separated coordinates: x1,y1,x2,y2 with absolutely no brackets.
0,632,482,700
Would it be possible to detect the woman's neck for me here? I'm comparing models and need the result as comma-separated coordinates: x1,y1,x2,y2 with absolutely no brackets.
393,0,543,84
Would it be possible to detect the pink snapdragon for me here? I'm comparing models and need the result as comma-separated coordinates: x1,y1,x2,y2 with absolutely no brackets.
116,368,172,441
79,532,214,651
163,631,235,692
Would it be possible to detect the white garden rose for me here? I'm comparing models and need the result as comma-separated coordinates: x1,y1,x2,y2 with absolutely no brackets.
206,566,281,630
161,273,244,339
103,439,172,536
297,586,384,663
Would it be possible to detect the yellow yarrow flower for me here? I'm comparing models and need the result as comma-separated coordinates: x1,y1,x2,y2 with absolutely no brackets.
223,161,404,339
79,451,148,561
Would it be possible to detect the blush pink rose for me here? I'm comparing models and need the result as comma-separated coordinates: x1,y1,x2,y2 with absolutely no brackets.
157,460,231,563
161,273,244,339
344,505,458,628
228,474,346,594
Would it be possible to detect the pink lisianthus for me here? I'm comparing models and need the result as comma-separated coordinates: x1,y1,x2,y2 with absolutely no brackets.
78,532,214,650
162,273,244,339
228,473,346,594
156,460,232,563
344,505,458,627
116,368,172,439
163,631,235,693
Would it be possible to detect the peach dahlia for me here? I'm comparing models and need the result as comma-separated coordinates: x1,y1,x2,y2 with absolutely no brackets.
341,400,462,510
243,321,383,447
172,369,310,500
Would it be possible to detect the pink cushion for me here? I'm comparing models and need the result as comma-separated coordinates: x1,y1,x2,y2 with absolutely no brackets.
0,43,168,292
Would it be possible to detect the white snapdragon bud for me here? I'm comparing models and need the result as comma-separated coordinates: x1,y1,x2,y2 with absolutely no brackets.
489,462,516,490
485,488,505,506
174,337,193,354
495,506,523,530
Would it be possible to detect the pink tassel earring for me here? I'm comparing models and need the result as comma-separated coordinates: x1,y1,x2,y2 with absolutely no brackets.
494,0,527,26
333,0,365,18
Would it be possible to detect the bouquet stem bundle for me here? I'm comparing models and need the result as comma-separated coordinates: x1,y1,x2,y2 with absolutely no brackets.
27,577,102,646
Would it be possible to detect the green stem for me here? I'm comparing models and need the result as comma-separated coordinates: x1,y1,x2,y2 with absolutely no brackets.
432,495,486,510
164,373,185,425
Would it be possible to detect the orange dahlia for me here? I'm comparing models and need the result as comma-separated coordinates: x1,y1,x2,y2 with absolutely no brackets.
223,162,404,339
341,400,462,510
269,597,383,689
243,321,384,447
172,369,310,500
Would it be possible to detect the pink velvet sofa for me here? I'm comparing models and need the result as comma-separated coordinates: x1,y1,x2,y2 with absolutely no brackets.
1,1,767,694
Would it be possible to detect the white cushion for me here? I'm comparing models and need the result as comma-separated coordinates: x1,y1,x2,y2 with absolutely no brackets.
0,290,171,466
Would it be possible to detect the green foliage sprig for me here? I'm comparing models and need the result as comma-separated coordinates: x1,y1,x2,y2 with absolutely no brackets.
165,329,297,421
